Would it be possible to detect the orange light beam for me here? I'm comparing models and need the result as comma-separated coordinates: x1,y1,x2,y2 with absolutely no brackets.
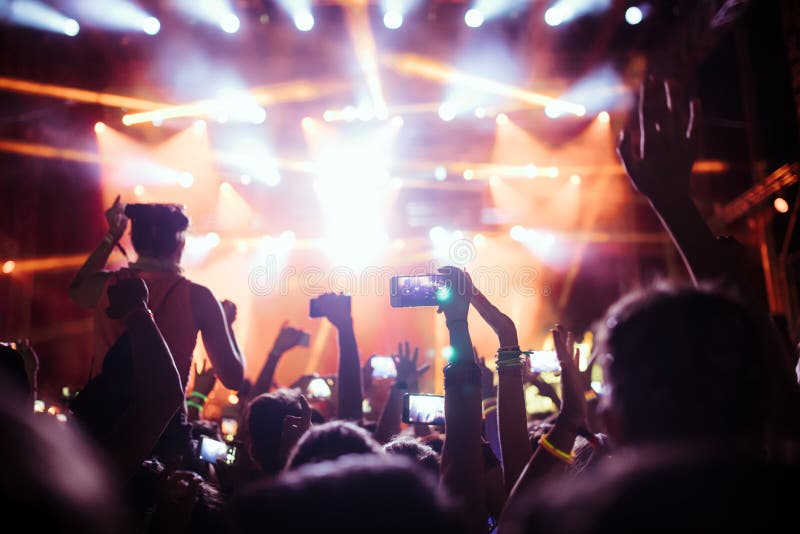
0,139,99,163
344,3,388,117
0,76,170,110
385,54,586,116
122,80,350,126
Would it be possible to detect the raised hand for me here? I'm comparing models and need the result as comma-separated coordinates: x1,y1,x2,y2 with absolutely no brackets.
317,293,352,329
220,299,237,327
393,341,430,390
279,395,312,463
617,78,699,200
104,195,129,243
192,360,217,396
271,321,306,355
552,325,587,432
14,338,39,389
105,274,149,320
436,266,473,323
469,275,519,348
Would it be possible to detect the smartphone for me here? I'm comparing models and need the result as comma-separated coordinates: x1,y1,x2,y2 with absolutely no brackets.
390,275,450,308
198,435,237,465
371,355,397,379
309,294,351,318
529,350,561,373
402,393,445,425
221,417,238,437
297,331,310,347
306,377,332,399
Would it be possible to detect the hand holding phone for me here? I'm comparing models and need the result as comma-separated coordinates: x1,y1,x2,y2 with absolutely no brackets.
198,436,238,465
370,355,397,379
402,393,445,426
529,350,561,373
271,322,310,355
390,275,449,308
309,293,352,327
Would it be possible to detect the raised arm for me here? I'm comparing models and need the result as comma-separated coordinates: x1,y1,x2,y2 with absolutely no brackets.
102,275,184,479
191,285,245,390
502,326,587,516
68,195,127,308
617,78,725,284
374,342,429,444
318,293,362,421
251,322,306,398
437,266,486,533
470,283,530,494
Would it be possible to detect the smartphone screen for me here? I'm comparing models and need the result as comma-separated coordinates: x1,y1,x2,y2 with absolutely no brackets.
390,275,450,308
198,436,237,465
371,355,397,379
403,393,445,425
306,377,332,399
529,350,561,373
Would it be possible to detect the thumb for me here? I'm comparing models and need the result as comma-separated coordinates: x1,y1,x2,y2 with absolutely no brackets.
298,394,312,422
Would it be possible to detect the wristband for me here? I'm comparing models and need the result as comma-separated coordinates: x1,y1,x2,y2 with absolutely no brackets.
499,345,521,352
189,391,208,402
584,390,598,401
539,434,575,464
186,400,204,412
482,405,497,418
481,396,497,410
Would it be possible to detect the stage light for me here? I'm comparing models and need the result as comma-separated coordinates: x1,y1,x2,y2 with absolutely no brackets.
393,239,405,250
598,111,610,123
383,10,403,29
342,106,357,122
391,115,404,128
2,261,15,274
208,232,221,247
220,13,240,33
179,172,194,188
473,233,486,248
463,169,474,181
545,101,587,119
547,167,560,178
219,182,233,195
240,174,251,185
301,116,314,128
496,113,509,125
510,225,526,241
429,226,448,243
441,345,455,361
357,105,374,122
194,119,207,134
7,1,81,36
545,6,570,26
228,393,239,405
264,168,281,187
434,165,447,181
94,122,106,134
323,110,335,122
474,107,487,119
775,197,790,214
152,117,163,127
465,9,485,28
134,184,145,196
438,102,457,121
63,19,80,36
294,11,314,31
142,16,160,35
526,164,538,178
570,174,582,185
490,175,501,186
625,6,643,25
279,230,296,247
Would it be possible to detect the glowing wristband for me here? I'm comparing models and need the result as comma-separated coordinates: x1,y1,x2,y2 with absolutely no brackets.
584,390,598,401
186,400,204,412
538,434,575,464
190,391,208,402
482,405,497,418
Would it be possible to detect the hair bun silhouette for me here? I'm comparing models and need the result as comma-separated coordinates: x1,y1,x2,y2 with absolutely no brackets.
124,203,189,259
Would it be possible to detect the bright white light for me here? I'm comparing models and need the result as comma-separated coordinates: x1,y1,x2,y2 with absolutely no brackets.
294,11,314,31
570,174,582,185
525,164,538,178
208,232,221,247
625,6,643,25
220,13,240,33
465,9,485,28
545,102,564,119
429,226,448,243
391,116,404,128
438,102,457,122
598,111,610,123
357,105,374,122
264,168,281,187
240,174,252,185
94,122,106,134
342,106,357,122
134,184,145,196
383,11,403,29
142,16,160,35
510,225,527,241
496,113,509,125
250,107,267,124
194,119,207,134
545,7,566,26
63,18,80,36
474,107,487,119
179,172,194,188
434,166,447,181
